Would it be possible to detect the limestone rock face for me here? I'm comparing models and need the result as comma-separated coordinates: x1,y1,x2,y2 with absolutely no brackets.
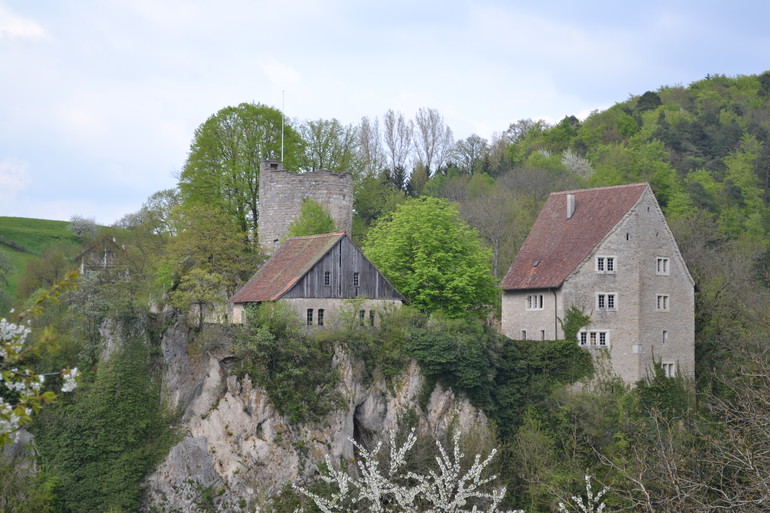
142,324,490,511
99,317,149,361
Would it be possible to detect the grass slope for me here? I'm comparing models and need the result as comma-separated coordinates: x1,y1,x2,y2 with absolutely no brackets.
0,216,83,311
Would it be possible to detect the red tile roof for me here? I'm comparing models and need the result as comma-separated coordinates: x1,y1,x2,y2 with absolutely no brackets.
501,183,649,290
230,233,345,303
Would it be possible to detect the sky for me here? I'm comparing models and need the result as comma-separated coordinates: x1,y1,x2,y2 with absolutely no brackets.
1,1,769,225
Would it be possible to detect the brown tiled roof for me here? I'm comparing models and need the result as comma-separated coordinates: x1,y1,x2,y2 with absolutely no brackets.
230,233,345,303
501,183,649,290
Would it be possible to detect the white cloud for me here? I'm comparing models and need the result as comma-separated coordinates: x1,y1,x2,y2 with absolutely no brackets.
0,160,30,201
0,5,47,39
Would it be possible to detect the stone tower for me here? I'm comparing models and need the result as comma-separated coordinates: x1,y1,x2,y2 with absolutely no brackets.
257,161,354,255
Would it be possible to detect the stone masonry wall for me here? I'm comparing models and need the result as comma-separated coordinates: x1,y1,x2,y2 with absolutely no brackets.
501,290,560,341
502,187,695,385
258,161,353,255
561,188,694,383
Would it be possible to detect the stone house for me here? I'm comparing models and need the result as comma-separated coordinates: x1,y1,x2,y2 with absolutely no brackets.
500,183,694,384
230,232,404,326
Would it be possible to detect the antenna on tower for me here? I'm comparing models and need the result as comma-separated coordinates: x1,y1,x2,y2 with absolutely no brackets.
281,90,285,162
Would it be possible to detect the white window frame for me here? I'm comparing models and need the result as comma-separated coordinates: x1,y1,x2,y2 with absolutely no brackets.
656,257,670,275
324,271,331,286
578,329,610,348
526,294,544,311
595,255,616,274
596,292,617,311
656,294,670,311
662,362,676,378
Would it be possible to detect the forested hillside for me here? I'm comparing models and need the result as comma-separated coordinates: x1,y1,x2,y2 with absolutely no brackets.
2,72,770,512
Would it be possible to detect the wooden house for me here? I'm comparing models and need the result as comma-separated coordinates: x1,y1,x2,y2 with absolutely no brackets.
230,233,405,326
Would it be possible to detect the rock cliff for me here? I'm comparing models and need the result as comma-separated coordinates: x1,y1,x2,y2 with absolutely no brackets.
142,315,491,511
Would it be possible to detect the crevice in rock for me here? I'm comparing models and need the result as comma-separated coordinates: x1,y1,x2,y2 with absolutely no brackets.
353,406,375,454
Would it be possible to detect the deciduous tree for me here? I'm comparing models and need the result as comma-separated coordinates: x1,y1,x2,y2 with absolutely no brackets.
179,102,304,240
455,134,489,175
170,267,227,329
286,198,338,238
298,119,358,173
413,107,454,177
383,110,413,177
162,204,256,296
67,215,97,241
363,197,497,318
461,186,527,279
17,246,70,301
359,116,386,177
1,275,79,445
298,118,359,174
294,429,521,513
139,188,181,237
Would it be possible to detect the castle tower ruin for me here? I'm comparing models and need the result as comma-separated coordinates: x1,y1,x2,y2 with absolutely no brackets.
258,161,354,255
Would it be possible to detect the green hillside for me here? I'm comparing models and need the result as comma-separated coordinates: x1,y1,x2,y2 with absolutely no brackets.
0,217,81,254
0,216,83,314
508,73,770,243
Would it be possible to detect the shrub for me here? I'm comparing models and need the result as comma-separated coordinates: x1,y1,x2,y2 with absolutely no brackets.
234,303,338,423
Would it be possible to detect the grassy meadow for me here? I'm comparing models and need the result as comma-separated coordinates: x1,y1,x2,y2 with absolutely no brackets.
0,216,83,313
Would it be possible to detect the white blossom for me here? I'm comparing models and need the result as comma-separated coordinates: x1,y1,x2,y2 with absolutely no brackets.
557,475,608,513
1,315,78,442
61,367,79,393
294,429,524,513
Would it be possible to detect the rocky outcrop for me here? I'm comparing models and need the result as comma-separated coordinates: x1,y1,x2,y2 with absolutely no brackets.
143,321,491,511
99,317,149,361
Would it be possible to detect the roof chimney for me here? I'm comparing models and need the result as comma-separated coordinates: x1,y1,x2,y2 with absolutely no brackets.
261,160,283,172
566,193,576,219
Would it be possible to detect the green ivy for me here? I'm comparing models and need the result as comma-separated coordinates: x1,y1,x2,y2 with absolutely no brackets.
559,306,591,345
404,316,593,440
636,360,693,415
31,330,175,513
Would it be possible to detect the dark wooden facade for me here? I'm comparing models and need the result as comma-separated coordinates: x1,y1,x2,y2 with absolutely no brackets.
282,236,403,301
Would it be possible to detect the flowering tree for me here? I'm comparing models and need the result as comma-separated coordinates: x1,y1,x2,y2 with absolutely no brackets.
557,475,608,513
294,430,523,513
0,274,80,445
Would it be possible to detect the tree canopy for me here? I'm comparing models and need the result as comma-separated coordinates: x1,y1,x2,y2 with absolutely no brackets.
285,198,338,238
363,197,497,318
297,118,359,174
161,204,256,296
178,102,304,240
